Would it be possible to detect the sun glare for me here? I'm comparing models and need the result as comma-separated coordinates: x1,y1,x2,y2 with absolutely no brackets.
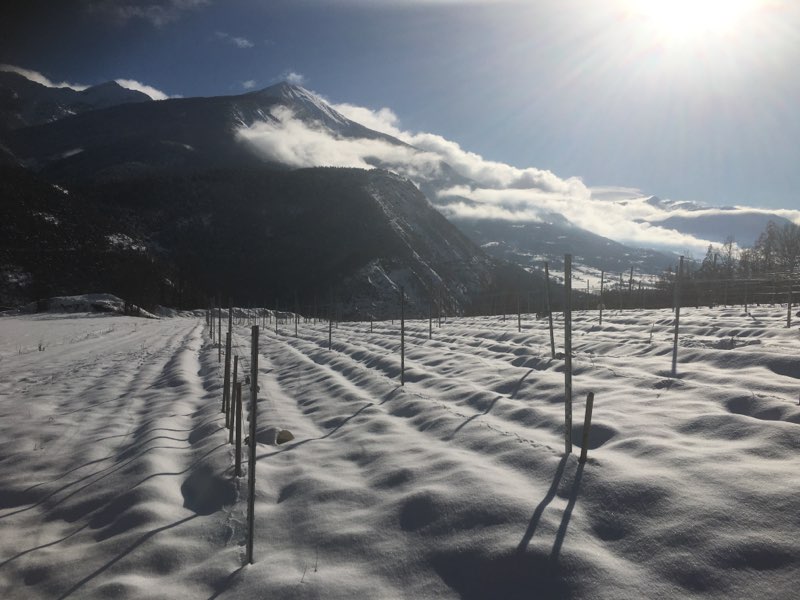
626,0,757,41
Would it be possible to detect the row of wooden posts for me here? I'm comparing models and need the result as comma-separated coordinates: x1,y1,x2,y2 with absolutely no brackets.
204,250,799,505
204,255,599,502
207,305,260,565
202,255,798,515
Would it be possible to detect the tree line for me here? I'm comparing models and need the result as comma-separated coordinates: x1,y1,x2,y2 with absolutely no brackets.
653,220,800,308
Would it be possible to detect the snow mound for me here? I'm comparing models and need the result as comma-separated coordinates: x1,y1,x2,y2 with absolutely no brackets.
19,293,157,318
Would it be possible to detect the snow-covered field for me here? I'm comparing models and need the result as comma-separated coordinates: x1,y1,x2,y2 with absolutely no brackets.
1,306,798,599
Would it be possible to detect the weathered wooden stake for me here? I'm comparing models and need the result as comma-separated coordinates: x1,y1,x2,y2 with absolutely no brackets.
328,309,333,351
788,282,793,328
235,382,242,476
744,279,749,313
222,331,231,416
671,256,684,377
628,266,634,299
599,270,605,326
564,254,573,454
218,302,222,362
579,392,595,463
247,325,258,565
230,355,238,443
517,292,521,333
544,262,555,360
400,286,406,386
429,300,433,340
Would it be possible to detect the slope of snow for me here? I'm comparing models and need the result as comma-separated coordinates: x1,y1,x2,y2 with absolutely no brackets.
1,306,798,598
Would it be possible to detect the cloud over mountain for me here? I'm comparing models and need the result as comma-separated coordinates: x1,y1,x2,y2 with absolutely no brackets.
113,78,171,100
235,98,707,253
0,64,88,91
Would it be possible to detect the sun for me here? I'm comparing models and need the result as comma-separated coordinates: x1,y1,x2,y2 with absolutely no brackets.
625,0,757,42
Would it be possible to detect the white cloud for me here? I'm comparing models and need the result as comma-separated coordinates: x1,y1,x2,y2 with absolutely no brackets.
333,102,585,194
284,71,307,86
435,185,716,255
215,31,254,48
236,106,442,174
85,0,210,27
589,185,646,202
114,78,170,100
0,64,88,91
242,80,257,90
236,94,780,255
1,65,174,100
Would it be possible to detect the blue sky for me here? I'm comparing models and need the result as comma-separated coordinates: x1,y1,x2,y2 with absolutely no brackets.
2,0,799,212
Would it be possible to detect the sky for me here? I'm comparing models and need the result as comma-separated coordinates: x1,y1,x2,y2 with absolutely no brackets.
1,0,799,215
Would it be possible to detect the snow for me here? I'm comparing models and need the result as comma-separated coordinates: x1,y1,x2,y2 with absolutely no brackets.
32,212,59,226
1,305,798,598
105,233,147,252
16,294,156,318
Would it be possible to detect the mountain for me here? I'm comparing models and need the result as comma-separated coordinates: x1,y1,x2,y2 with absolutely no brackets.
0,166,171,309
453,214,678,278
0,71,152,131
612,195,793,247
1,163,539,315
6,81,680,278
3,81,406,181
646,211,793,247
4,79,787,263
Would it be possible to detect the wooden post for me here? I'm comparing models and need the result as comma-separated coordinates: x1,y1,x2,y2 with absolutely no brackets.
218,302,222,362
429,299,433,340
230,355,238,443
517,292,521,333
628,266,634,300
400,286,405,386
235,382,243,476
328,307,333,351
564,254,573,454
222,331,231,416
579,392,595,463
599,270,605,326
370,317,373,333
788,281,793,328
544,262,555,359
247,325,258,565
586,279,590,311
225,301,233,417
744,278,749,313
672,256,684,377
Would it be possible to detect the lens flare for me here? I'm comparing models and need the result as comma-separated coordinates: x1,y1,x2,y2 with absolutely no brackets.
626,0,758,41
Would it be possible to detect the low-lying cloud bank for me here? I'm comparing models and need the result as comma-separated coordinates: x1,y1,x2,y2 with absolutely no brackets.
0,64,88,91
1,64,172,100
236,92,799,255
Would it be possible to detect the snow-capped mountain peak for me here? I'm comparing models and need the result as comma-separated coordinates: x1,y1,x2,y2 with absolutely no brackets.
247,81,349,127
